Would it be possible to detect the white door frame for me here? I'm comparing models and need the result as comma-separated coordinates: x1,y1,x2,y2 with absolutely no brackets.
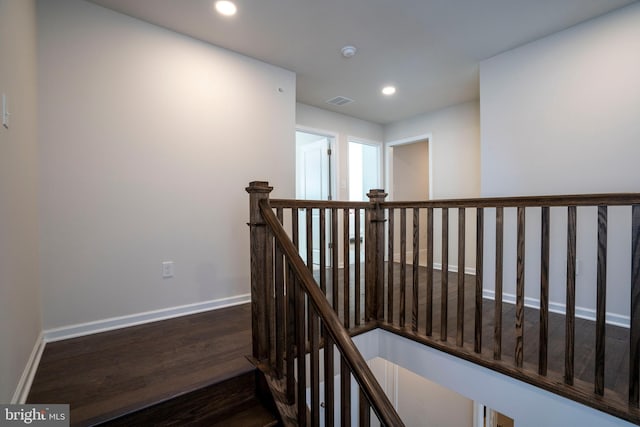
385,133,433,201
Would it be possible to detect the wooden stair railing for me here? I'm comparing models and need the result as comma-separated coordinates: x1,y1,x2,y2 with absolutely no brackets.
249,181,640,425
247,181,404,427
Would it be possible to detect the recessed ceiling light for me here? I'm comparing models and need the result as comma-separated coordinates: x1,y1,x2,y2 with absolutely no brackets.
215,1,237,16
382,86,396,96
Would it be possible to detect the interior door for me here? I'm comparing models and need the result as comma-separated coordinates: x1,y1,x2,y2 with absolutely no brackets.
296,131,333,266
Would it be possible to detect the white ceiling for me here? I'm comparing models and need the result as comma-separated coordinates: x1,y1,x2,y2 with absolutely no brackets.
88,0,636,124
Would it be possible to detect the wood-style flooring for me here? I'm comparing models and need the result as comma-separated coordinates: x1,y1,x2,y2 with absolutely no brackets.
27,304,255,426
319,262,629,397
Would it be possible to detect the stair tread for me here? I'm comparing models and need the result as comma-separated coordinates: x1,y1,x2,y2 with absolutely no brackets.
207,397,279,427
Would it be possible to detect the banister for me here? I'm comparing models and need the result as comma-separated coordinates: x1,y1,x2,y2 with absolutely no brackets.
382,193,640,208
251,183,640,425
258,198,405,427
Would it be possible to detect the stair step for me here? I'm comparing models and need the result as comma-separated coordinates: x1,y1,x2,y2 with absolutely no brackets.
98,370,279,426
207,397,280,427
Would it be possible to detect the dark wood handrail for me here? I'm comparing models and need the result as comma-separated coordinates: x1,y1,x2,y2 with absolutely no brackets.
259,198,405,427
383,193,640,208
272,193,640,209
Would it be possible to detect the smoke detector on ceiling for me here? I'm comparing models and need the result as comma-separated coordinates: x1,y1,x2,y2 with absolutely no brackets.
341,45,357,58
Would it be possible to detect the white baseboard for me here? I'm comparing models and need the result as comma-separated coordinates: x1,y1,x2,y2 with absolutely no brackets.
432,262,477,276
11,332,45,404
43,293,251,343
482,289,630,328
392,251,476,276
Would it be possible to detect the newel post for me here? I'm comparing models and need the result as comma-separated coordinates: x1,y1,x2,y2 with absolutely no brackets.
246,181,273,360
365,189,388,322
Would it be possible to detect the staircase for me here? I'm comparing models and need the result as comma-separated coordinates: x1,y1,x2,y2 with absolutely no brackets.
100,369,280,426
27,304,281,426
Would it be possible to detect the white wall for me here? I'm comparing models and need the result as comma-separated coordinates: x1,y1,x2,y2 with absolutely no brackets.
37,0,296,329
480,3,640,323
0,0,41,403
369,357,474,427
481,3,640,197
385,101,480,201
385,101,481,273
296,103,384,201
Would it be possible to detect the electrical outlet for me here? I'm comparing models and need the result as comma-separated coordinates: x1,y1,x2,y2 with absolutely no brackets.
2,94,8,129
162,261,174,278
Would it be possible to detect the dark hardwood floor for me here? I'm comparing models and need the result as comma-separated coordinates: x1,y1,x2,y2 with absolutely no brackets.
27,304,257,426
319,261,629,397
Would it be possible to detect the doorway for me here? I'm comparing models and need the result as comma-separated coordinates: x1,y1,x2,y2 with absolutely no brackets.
295,129,335,266
386,136,431,201
348,139,382,262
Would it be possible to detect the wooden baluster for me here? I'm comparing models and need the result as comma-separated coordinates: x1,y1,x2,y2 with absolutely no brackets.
307,208,314,271
413,208,420,332
629,204,640,406
310,306,320,427
275,209,285,377
332,208,339,311
475,208,484,353
494,207,504,360
305,208,314,346
344,209,351,329
400,208,407,328
274,239,285,377
320,208,327,295
293,208,299,249
286,264,296,404
324,328,335,427
539,207,550,376
388,208,395,324
515,207,526,368
359,389,371,427
441,208,449,341
595,205,607,395
246,181,273,361
457,208,466,347
341,359,351,427
355,208,361,326
426,207,434,336
266,228,275,366
296,279,307,426
565,206,577,385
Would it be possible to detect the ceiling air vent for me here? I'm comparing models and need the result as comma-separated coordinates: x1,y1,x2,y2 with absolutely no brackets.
326,96,354,106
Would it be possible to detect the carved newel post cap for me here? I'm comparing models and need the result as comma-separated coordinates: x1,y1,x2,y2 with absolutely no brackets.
246,181,273,193
367,189,388,201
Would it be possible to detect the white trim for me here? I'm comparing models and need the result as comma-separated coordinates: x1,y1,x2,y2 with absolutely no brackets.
391,250,477,275
482,289,630,328
11,332,45,404
43,294,251,342
473,402,485,427
433,262,477,276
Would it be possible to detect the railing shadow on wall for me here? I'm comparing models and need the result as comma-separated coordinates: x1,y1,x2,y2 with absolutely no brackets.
248,181,640,426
